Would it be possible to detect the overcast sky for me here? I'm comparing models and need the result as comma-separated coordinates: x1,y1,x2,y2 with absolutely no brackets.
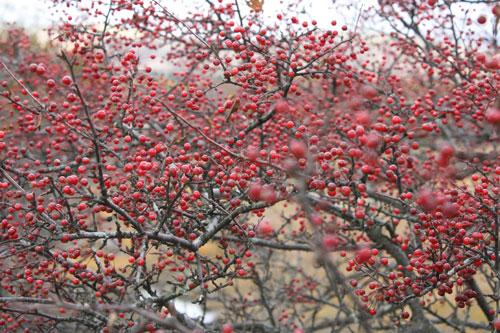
0,0,494,46
0,0,365,29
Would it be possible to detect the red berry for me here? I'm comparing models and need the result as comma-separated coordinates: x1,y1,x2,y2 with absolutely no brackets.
246,147,259,161
274,100,289,113
259,185,277,204
355,246,372,264
96,110,106,119
322,234,339,248
486,57,499,69
258,220,273,235
62,76,72,86
494,5,500,17
418,189,438,212
366,132,381,149
355,210,365,219
355,110,371,126
36,65,46,75
486,108,500,124
222,324,233,333
248,182,262,202
442,202,458,218
289,140,307,159
361,85,377,100
440,143,454,158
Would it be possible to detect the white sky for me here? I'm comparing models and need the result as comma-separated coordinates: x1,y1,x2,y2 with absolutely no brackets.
0,0,56,27
0,0,495,47
0,0,368,30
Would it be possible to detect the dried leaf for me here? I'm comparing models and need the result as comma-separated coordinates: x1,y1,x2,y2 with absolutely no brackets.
204,115,213,130
225,99,240,123
67,225,77,234
107,312,117,330
317,57,328,70
172,135,187,144
247,0,264,10
223,93,236,110
36,113,43,128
